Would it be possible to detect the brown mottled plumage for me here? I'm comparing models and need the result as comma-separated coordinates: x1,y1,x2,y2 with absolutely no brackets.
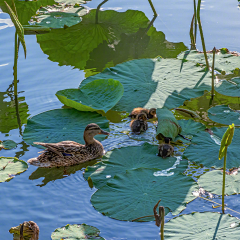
130,113,148,134
28,123,109,168
158,137,174,158
129,107,156,119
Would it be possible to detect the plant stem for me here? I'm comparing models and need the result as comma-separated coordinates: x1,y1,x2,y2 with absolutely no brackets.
222,148,227,214
14,31,18,96
193,0,197,41
159,206,165,240
95,0,108,24
211,47,216,99
190,14,196,50
148,0,157,16
197,0,209,69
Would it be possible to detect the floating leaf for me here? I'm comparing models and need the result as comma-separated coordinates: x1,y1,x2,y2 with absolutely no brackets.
164,212,240,239
91,161,198,221
0,157,28,182
23,108,109,148
198,170,240,195
51,223,104,240
84,143,177,189
156,108,181,140
56,79,124,113
178,119,206,136
81,58,212,112
215,77,240,97
208,105,240,126
0,140,17,150
184,127,240,169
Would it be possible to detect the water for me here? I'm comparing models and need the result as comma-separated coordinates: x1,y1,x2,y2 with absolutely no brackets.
1,0,240,239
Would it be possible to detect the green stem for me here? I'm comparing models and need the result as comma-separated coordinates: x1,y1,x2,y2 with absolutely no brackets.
159,206,165,240
222,148,227,214
95,0,108,24
190,14,196,50
14,31,18,96
148,0,157,16
197,0,209,69
211,47,216,99
193,0,197,41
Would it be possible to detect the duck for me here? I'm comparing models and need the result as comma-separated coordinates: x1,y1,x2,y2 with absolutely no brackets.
129,107,156,119
130,113,148,134
27,123,109,168
158,137,174,158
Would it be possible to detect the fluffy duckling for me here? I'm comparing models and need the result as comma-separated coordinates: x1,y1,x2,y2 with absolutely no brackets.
130,113,148,134
129,107,156,119
28,123,109,168
158,137,174,158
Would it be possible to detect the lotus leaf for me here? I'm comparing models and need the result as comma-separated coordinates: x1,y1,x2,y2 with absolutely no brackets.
198,170,240,195
23,108,109,148
208,105,240,126
178,119,206,136
84,143,177,189
215,77,240,97
0,157,28,182
51,223,104,240
178,50,240,73
91,161,198,221
81,58,212,112
56,79,124,113
164,212,240,239
184,127,240,169
0,140,17,150
156,108,181,140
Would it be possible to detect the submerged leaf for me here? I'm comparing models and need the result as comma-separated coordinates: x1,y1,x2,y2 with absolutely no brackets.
56,79,124,113
0,140,17,150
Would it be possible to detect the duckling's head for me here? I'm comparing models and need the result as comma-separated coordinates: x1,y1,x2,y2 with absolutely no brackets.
84,123,109,139
149,108,156,118
137,113,147,121
164,137,172,144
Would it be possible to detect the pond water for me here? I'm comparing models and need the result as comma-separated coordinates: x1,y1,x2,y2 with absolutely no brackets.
0,0,240,239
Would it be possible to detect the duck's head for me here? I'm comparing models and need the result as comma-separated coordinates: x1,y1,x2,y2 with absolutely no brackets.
164,137,172,144
84,123,109,139
149,108,156,118
137,113,147,121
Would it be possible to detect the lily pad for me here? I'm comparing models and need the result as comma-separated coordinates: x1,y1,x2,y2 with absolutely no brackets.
81,58,212,112
0,157,28,182
178,119,206,136
184,127,240,169
84,143,177,189
208,105,240,126
23,108,109,148
164,212,240,239
156,108,181,140
0,140,17,150
56,79,124,113
215,77,240,97
51,223,104,240
178,50,240,73
198,170,240,195
91,161,198,221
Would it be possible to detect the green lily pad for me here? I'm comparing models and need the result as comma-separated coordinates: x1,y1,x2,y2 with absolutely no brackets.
178,119,206,136
178,50,240,73
56,79,124,113
184,127,240,169
198,170,240,195
0,157,28,182
0,140,17,150
23,108,109,148
91,161,198,221
51,223,104,240
215,77,240,97
81,58,212,112
156,108,181,140
55,0,86,4
84,143,177,189
164,212,240,239
208,105,240,126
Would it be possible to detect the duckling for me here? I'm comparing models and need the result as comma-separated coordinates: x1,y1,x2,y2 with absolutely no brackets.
28,123,109,168
129,107,156,119
158,137,174,158
130,113,148,134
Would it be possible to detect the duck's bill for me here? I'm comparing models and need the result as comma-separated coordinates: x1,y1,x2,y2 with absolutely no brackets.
100,129,110,135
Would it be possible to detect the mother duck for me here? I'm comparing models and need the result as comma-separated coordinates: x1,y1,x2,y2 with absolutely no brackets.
28,123,109,168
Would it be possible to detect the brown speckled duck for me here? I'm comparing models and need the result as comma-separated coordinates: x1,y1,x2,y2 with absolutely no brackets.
158,137,174,158
28,123,109,168
129,107,156,119
130,113,148,134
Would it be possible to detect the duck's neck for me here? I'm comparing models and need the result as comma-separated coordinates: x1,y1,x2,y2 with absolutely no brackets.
84,134,97,145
